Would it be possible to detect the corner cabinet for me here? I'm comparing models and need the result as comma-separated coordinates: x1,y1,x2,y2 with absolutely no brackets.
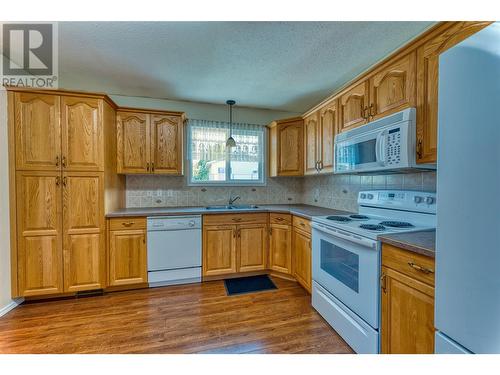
268,117,304,177
381,243,435,354
116,108,185,175
8,88,125,298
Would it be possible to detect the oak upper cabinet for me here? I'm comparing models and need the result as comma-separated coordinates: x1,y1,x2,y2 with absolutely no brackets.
381,244,435,354
108,218,147,286
416,22,490,164
16,171,63,296
318,100,338,174
116,109,184,175
304,112,320,175
61,96,103,171
269,223,292,274
369,52,416,121
268,117,304,177
62,172,105,292
339,80,369,132
238,224,268,273
116,111,150,174
293,230,311,293
203,225,238,277
150,114,183,174
14,92,61,171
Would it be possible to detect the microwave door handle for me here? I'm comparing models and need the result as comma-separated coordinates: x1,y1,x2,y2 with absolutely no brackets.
376,131,386,165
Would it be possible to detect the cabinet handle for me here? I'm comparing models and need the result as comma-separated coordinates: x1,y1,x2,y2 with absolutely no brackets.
122,222,134,227
146,162,150,172
417,139,423,160
237,229,241,238
369,103,375,119
269,227,272,236
151,162,155,172
55,156,60,167
232,218,242,222
61,156,67,168
319,160,323,171
408,262,434,274
233,229,236,238
381,273,387,293
363,106,369,120
62,176,67,187
55,176,60,186
276,217,283,221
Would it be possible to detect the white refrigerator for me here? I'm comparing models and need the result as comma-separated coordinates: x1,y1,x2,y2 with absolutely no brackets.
435,22,500,353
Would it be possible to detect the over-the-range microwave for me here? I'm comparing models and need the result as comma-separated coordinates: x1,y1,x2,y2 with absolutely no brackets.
334,108,436,174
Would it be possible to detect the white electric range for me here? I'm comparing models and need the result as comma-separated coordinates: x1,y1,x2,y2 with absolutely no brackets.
311,190,436,354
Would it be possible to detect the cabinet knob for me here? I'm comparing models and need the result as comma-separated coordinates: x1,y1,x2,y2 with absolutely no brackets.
122,222,134,227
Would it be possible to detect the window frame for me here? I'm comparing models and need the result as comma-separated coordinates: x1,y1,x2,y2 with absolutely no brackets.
187,121,267,187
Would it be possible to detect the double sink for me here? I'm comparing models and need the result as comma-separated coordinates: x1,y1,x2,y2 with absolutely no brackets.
205,205,260,210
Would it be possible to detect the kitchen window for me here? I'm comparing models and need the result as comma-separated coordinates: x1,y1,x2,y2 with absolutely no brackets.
187,119,266,185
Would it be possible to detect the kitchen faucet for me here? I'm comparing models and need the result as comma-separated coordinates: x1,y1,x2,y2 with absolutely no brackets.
228,194,241,205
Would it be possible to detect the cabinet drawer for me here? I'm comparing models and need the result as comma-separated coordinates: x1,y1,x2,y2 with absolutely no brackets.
270,213,292,225
293,215,311,234
203,213,268,226
109,217,146,231
382,244,435,287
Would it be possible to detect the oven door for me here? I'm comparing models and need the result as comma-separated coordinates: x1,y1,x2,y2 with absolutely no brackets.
334,129,387,173
312,223,380,328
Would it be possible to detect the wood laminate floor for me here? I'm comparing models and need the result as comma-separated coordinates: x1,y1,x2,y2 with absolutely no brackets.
0,277,354,354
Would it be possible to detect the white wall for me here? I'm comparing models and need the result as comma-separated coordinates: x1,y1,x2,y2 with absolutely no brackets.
0,90,15,314
110,94,299,124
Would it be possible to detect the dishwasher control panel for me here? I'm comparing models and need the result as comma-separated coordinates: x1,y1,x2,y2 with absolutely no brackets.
147,215,202,231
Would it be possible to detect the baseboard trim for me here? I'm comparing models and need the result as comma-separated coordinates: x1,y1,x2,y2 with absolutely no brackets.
0,298,24,318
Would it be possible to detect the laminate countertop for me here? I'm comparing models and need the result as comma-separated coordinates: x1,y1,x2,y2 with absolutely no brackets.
378,230,436,258
106,204,351,220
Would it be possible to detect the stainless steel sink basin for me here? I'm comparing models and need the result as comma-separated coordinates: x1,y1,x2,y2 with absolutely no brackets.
205,205,259,210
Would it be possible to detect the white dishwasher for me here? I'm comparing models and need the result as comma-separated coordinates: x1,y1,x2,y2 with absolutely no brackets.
147,215,202,287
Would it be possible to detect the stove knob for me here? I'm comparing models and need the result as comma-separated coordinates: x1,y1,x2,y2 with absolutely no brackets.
425,196,435,205
360,193,367,199
367,194,374,199
414,196,423,204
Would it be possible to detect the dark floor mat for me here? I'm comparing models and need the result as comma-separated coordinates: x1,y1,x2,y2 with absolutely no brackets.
224,275,277,296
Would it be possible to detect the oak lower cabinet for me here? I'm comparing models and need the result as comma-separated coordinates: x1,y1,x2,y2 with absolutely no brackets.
268,117,304,177
108,218,148,286
381,243,435,354
269,223,292,274
292,223,312,293
202,214,268,278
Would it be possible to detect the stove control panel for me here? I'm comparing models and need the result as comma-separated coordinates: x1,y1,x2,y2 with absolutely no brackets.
358,190,436,214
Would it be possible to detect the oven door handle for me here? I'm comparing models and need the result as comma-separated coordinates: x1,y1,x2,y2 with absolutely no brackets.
312,223,378,250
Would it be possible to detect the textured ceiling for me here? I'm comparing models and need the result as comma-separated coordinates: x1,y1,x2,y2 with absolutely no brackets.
58,21,434,112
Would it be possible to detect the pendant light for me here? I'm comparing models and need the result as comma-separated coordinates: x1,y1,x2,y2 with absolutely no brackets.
226,100,236,148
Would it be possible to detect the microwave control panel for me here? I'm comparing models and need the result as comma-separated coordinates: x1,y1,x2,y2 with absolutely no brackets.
386,127,401,165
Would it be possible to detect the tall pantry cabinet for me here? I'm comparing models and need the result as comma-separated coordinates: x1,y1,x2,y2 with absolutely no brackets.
8,88,125,297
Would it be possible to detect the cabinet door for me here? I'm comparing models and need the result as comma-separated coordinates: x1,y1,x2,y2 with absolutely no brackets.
277,120,304,176
62,172,105,292
203,225,237,276
293,229,311,292
116,111,150,174
14,93,61,171
339,81,369,132
109,229,147,286
381,266,435,354
150,114,183,175
416,22,491,164
16,171,63,296
370,52,416,121
319,100,338,173
61,96,103,171
269,224,292,274
238,224,267,273
304,113,319,175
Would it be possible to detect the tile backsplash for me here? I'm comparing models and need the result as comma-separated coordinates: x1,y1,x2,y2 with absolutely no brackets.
126,171,436,213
